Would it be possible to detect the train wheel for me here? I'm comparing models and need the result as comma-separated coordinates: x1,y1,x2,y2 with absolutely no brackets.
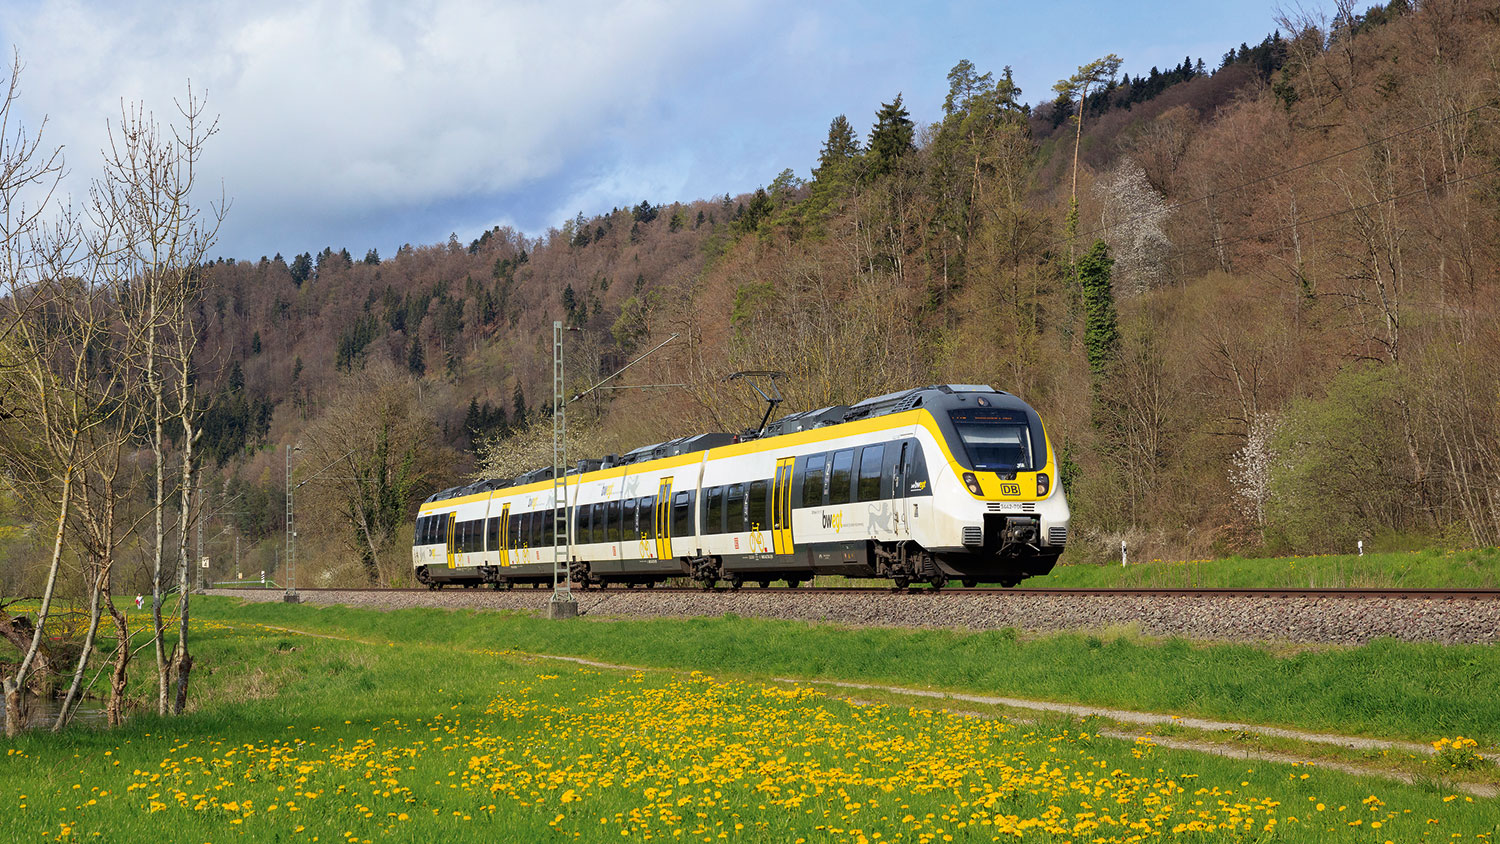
928,576,947,590
728,575,743,591
962,579,977,588
625,582,637,589
891,576,909,592
757,580,771,588
784,578,801,588
645,582,655,589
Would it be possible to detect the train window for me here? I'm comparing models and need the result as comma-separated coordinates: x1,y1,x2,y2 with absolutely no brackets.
858,445,885,502
622,498,637,539
801,454,825,508
725,484,745,532
748,479,769,533
904,441,931,494
468,519,484,553
671,491,693,539
828,449,854,505
591,502,606,544
511,512,524,549
639,495,655,540
704,486,723,536
487,516,500,549
608,500,622,543
574,505,587,544
413,516,423,546
882,443,902,498
948,408,1044,471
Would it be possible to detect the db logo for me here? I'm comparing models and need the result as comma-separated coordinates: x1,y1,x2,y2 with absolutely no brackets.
1000,483,1020,495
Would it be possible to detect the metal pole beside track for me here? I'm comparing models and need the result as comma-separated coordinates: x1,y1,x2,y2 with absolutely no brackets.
549,320,578,619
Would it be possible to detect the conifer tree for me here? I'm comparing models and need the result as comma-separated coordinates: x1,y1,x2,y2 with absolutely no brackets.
816,115,861,176
866,94,915,177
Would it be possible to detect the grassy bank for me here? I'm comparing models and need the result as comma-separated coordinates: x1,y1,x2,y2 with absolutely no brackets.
2,611,1497,843
1037,547,1500,589
194,598,1500,748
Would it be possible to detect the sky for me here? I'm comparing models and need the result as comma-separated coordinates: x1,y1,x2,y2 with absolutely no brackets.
0,0,1326,261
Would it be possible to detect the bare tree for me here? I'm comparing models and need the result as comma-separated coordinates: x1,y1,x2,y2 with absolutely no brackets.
301,362,452,585
93,84,223,716
0,53,78,738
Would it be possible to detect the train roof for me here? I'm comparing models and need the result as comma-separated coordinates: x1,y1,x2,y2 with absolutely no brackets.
425,384,1023,504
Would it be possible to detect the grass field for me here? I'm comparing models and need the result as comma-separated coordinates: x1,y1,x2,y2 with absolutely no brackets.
193,598,1500,749
2,609,1498,843
1034,547,1500,589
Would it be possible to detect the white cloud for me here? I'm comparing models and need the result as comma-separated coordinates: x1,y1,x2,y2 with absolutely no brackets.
5,0,763,254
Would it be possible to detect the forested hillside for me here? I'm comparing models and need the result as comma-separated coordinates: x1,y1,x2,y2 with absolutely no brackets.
17,0,1493,589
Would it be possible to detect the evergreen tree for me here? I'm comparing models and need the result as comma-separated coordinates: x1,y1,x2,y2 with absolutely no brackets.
250,331,261,355
866,94,915,177
364,248,380,265
289,252,312,286
815,115,861,176
738,188,774,233
943,59,994,115
512,383,526,423
407,337,426,376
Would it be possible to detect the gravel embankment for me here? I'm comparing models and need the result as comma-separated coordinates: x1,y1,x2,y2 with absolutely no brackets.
209,588,1500,645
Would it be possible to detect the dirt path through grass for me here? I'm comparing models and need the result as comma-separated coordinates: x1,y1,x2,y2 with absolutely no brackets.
250,620,1496,797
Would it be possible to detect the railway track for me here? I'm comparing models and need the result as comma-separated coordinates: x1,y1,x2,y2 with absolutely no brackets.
223,585,1500,600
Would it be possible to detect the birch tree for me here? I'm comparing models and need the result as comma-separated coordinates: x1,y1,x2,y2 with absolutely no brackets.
94,85,222,716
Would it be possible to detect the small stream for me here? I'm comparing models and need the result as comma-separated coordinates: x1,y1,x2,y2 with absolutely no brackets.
0,692,109,729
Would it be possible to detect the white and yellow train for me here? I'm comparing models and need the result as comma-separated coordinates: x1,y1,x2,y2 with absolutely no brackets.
413,384,1069,590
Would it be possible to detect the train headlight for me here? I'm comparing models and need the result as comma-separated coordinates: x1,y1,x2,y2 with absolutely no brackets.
963,472,983,496
1037,473,1050,497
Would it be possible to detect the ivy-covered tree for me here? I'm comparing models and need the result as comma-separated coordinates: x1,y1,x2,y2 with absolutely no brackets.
1078,240,1119,384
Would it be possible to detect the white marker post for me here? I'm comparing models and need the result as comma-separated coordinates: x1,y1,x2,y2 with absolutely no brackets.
1357,540,1364,557
1121,540,1128,567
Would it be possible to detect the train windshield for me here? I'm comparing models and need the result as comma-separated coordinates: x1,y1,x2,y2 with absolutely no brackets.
949,411,1036,471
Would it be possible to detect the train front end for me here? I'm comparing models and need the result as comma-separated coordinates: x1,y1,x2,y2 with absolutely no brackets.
917,387,1069,586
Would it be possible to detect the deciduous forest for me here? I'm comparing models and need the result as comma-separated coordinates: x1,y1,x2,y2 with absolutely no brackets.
4,0,1499,600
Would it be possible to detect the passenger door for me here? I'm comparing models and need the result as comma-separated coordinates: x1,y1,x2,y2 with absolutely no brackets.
445,513,457,568
893,442,910,536
654,478,673,561
498,503,511,567
772,456,795,554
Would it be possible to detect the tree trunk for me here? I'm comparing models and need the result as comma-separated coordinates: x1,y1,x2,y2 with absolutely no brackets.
103,594,130,728
171,426,196,715
52,568,106,731
148,306,170,718
5,465,72,737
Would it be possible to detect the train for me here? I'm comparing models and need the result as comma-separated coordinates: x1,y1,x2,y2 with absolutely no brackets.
412,384,1069,590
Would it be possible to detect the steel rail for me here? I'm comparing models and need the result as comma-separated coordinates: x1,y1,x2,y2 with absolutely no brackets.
211,586,1500,600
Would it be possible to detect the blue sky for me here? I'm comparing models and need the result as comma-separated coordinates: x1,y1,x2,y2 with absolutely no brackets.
0,0,1327,261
